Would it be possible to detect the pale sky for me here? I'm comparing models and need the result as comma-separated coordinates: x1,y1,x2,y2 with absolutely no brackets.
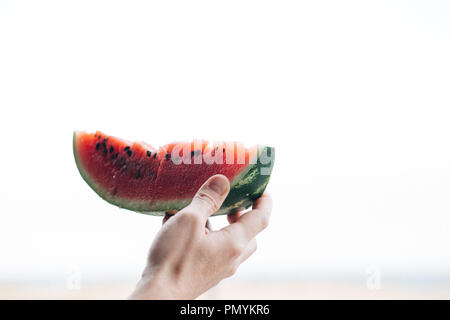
1,1,450,283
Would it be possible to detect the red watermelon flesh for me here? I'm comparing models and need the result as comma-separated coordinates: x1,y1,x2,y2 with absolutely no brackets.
73,131,274,215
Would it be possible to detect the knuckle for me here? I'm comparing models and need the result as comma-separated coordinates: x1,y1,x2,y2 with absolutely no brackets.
195,192,219,212
229,242,244,259
260,215,269,230
256,210,269,230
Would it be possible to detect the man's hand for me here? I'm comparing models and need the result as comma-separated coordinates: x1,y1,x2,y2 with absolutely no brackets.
129,174,272,299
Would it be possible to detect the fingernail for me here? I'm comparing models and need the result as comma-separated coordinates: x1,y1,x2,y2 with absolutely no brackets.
208,176,228,195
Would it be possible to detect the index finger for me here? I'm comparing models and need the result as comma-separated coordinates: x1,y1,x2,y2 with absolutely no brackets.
220,193,272,243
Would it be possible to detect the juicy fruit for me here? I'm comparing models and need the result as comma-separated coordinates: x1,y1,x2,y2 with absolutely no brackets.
73,131,274,216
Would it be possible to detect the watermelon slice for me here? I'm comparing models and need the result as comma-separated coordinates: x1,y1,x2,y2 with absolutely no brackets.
73,131,274,216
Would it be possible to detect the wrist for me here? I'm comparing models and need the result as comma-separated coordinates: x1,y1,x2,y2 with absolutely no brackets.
129,270,175,300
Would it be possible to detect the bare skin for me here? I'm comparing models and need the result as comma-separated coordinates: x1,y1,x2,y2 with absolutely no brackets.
129,174,272,300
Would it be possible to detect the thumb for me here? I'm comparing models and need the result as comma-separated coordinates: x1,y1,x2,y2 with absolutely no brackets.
183,174,230,222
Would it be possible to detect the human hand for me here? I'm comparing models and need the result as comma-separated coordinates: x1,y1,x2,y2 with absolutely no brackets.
128,174,272,299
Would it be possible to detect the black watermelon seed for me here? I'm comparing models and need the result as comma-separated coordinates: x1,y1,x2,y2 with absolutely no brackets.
102,141,106,149
153,153,157,159
127,150,132,157
124,146,130,151
165,152,170,160
109,146,114,153
116,157,125,167
146,150,151,157
95,143,100,150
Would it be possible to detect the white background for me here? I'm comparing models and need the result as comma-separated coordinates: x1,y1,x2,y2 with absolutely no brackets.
1,0,450,286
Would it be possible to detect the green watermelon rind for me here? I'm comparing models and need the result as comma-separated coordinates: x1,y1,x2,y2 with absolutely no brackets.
73,132,274,216
215,145,274,215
